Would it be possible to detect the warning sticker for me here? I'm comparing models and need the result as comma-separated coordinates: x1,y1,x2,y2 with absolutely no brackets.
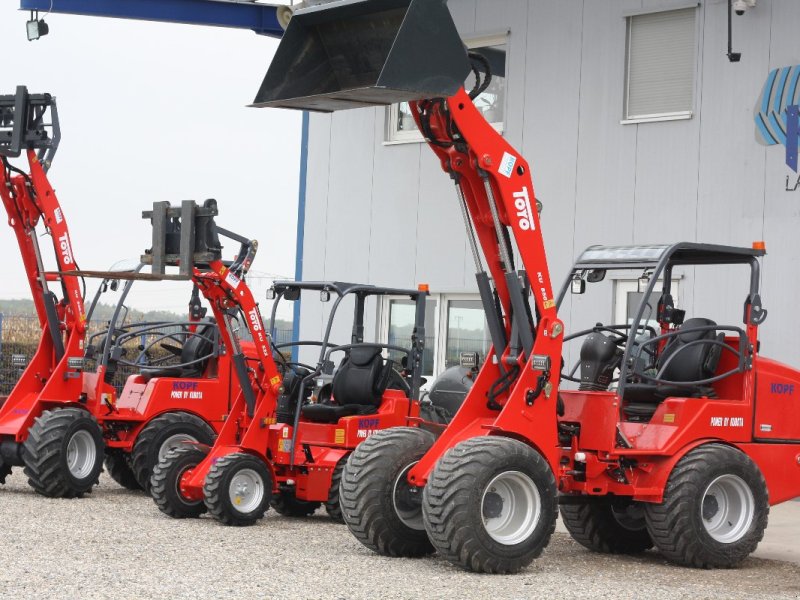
278,439,292,452
334,429,346,444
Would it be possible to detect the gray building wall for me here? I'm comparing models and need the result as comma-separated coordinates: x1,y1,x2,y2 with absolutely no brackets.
298,0,800,367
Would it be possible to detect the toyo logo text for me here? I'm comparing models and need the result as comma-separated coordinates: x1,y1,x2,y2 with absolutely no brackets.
57,232,74,265
170,381,203,399
513,187,535,231
248,308,262,332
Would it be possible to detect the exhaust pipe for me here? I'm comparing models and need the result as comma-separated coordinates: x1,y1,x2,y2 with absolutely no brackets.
252,0,470,112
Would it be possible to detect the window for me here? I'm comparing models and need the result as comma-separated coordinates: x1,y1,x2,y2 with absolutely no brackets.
385,34,507,143
624,7,696,123
380,294,491,382
444,300,490,369
614,280,680,331
384,298,438,377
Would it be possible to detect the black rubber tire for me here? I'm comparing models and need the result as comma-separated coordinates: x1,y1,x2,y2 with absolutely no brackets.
131,412,215,493
560,500,653,554
150,445,208,518
422,436,558,574
340,427,436,557
204,453,272,526
271,490,321,517
644,443,769,568
0,463,11,485
325,457,346,523
22,407,104,498
104,449,143,491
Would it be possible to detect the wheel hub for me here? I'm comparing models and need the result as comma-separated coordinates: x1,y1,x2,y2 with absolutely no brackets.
228,468,265,514
66,430,97,479
702,494,720,520
481,470,541,545
393,462,425,530
701,474,755,544
482,491,504,519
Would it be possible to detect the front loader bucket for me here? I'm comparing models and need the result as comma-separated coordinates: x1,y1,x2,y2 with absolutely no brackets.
252,0,470,112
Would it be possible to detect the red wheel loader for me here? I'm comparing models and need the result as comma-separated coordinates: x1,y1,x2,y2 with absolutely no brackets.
151,276,456,525
0,88,257,496
251,0,800,573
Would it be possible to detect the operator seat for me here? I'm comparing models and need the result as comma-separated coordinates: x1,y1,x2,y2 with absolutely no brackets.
140,323,216,381
623,318,724,420
301,346,394,424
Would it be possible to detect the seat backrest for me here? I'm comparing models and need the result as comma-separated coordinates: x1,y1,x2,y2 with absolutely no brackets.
180,324,215,374
331,346,392,406
658,317,722,382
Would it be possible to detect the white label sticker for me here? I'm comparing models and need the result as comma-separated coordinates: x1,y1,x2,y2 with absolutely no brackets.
225,271,240,289
498,152,517,178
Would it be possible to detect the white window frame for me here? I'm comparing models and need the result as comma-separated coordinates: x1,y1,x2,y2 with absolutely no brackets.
378,293,487,383
384,32,509,145
621,5,698,125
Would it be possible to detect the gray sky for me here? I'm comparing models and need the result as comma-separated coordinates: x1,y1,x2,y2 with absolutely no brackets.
0,5,301,315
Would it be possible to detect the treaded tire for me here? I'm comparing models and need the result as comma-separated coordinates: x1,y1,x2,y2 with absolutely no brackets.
271,491,321,517
104,449,143,491
131,412,215,493
325,457,346,523
560,500,652,554
422,436,558,574
22,407,104,498
0,463,11,485
645,443,769,568
151,445,208,518
204,453,272,526
340,427,436,557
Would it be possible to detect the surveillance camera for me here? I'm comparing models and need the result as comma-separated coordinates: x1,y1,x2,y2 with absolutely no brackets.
733,0,756,15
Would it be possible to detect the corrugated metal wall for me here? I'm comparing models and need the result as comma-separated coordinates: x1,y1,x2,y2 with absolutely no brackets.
299,0,800,367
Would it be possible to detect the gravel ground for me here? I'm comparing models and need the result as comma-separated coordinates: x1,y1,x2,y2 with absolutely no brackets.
0,470,797,600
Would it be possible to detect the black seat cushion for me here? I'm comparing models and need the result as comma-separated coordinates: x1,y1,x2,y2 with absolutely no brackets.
301,403,378,424
140,324,215,381
623,318,722,406
331,346,393,406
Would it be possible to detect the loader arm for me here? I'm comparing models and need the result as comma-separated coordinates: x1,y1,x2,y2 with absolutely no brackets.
248,0,565,481
0,89,87,438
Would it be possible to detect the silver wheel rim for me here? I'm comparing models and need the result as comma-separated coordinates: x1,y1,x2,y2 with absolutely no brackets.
701,474,755,543
229,468,265,514
392,462,424,530
66,430,97,479
158,433,199,463
481,471,541,545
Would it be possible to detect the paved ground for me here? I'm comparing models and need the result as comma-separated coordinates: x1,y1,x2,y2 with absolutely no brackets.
0,471,797,600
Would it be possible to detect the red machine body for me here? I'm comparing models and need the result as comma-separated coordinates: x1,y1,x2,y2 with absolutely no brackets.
154,279,434,525
249,0,800,573
0,90,262,495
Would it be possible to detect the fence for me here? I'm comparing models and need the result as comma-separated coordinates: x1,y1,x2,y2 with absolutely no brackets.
0,313,294,395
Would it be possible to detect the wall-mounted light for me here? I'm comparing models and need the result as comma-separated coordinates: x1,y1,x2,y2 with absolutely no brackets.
26,11,49,41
